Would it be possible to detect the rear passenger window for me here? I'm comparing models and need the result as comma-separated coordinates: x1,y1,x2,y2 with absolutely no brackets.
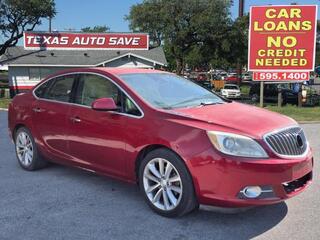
44,75,75,102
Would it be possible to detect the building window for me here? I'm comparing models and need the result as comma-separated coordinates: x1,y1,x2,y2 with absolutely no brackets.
29,68,41,81
29,68,64,82
40,68,53,79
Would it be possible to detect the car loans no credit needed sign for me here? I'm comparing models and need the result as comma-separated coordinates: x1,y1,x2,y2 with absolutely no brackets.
248,5,317,81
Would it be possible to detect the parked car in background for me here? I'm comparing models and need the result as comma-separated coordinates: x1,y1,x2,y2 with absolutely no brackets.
225,73,240,84
249,83,298,105
195,73,212,89
242,73,252,81
218,72,227,80
207,69,215,74
197,73,207,81
184,68,192,74
315,66,320,77
221,84,241,99
8,68,313,217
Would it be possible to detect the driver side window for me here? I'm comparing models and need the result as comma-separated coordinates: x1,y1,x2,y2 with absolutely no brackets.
74,74,142,117
75,74,121,107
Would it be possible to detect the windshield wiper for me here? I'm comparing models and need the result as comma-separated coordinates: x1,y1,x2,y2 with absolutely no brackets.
154,101,173,110
168,95,213,108
199,102,224,106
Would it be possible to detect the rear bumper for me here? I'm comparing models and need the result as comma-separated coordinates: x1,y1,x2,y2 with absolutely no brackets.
188,148,313,207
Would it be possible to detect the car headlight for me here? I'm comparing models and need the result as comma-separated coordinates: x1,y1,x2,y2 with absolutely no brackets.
207,131,268,158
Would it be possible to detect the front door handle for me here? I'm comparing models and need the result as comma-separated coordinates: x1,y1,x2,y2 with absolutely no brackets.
70,116,81,123
32,107,45,113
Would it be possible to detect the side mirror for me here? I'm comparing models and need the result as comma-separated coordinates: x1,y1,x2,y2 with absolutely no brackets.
91,98,118,111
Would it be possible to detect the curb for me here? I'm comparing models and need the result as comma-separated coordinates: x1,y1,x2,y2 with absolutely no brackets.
0,108,8,111
298,121,320,124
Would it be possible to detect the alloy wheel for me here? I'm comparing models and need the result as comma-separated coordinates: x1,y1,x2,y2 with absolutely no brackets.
16,132,34,167
143,158,183,211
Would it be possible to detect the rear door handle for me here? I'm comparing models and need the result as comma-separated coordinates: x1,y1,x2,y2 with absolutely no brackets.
70,116,81,123
32,107,45,113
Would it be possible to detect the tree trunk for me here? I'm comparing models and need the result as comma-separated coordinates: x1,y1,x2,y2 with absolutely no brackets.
176,58,183,75
0,41,12,56
0,32,24,56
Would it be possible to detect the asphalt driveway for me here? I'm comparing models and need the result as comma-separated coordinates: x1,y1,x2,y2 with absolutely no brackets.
0,110,319,240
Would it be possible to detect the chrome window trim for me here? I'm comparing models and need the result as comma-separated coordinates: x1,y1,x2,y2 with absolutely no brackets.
263,125,309,159
32,71,144,119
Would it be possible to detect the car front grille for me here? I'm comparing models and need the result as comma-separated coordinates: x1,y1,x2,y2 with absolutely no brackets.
264,126,308,157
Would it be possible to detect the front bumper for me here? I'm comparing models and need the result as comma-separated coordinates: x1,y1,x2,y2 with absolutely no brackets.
222,93,241,99
188,148,313,207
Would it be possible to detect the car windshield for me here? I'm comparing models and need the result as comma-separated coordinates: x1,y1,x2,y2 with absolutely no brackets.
224,85,238,90
120,73,224,109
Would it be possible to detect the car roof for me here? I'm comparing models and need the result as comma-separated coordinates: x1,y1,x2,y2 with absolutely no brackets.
46,67,167,79
94,67,165,75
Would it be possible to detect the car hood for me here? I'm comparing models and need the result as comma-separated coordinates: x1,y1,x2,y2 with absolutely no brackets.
165,102,296,138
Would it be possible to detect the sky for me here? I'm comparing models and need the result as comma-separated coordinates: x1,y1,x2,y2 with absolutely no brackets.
34,0,320,33
1,0,318,45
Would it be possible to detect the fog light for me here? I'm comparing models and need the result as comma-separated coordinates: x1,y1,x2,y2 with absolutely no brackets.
242,186,262,198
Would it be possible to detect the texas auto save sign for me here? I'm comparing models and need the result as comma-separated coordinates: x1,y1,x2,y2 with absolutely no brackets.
248,5,317,81
24,32,149,50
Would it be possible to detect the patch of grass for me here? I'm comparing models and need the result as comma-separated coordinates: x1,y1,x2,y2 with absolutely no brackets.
265,105,320,122
0,98,11,109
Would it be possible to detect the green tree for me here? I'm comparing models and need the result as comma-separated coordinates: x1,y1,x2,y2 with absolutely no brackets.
315,20,320,67
125,0,163,47
224,14,249,69
0,0,56,55
81,25,110,33
126,0,233,74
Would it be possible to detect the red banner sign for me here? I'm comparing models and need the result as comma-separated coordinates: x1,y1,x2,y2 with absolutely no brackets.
24,32,149,50
248,5,317,72
252,71,309,81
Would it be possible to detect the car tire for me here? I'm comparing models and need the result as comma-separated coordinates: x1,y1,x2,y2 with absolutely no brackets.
282,98,287,106
14,127,47,171
251,94,259,103
139,148,198,217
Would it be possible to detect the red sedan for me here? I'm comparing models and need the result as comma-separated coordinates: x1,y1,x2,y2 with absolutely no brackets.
225,73,241,84
8,68,313,217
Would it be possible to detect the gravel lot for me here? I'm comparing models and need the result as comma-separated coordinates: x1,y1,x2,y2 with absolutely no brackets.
0,110,319,240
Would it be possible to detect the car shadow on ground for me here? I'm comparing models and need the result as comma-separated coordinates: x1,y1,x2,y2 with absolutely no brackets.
37,163,288,240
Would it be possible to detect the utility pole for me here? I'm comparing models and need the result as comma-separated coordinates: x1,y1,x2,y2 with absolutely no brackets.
260,82,264,107
49,16,52,32
239,0,245,17
237,0,245,84
49,0,53,32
